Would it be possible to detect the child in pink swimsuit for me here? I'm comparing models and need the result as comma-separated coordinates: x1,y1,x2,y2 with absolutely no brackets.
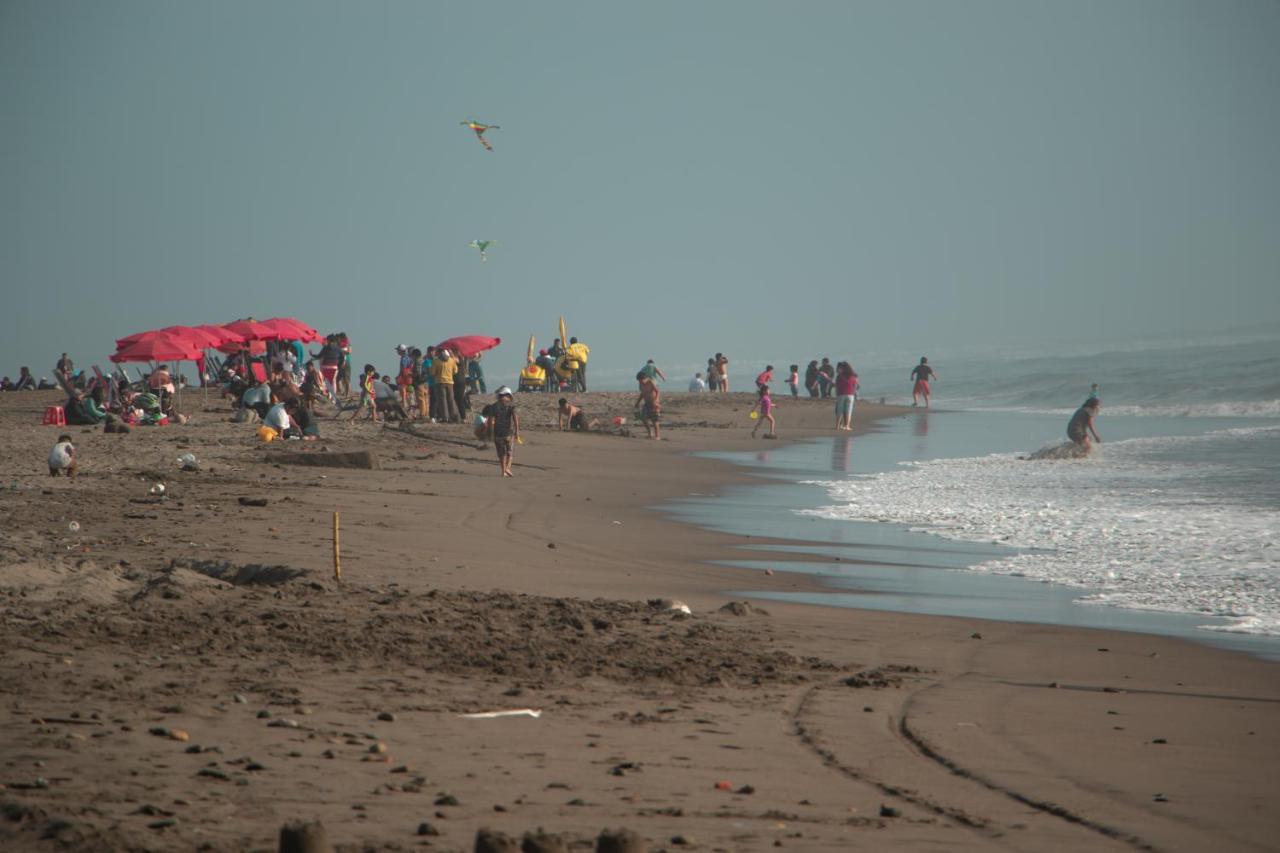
751,384,776,439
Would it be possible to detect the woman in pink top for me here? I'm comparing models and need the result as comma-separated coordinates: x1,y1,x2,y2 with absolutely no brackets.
833,361,859,431
751,384,776,439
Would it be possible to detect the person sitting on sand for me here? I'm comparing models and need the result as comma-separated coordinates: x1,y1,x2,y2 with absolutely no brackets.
1067,399,1102,449
374,372,409,420
487,386,520,477
558,398,600,432
751,384,777,439
48,434,76,478
284,398,319,440
636,373,662,439
264,399,293,436
15,367,36,391
688,372,707,393
240,376,272,421
910,357,937,407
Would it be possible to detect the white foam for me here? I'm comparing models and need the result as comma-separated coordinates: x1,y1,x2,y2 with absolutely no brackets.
799,433,1280,636
956,400,1280,419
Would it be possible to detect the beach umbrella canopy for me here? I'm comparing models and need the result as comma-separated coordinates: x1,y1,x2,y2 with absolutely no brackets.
223,319,279,341
116,326,218,350
110,333,203,363
193,324,246,347
261,317,324,343
436,335,502,358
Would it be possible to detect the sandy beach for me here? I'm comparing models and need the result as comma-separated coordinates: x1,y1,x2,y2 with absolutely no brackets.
1,389,1277,853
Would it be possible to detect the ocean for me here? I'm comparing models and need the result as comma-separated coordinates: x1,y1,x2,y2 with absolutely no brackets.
665,331,1280,658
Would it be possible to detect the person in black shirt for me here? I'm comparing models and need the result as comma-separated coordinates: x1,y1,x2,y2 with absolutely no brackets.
487,387,521,477
910,357,938,407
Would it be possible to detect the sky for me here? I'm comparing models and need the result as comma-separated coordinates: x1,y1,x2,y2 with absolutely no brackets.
3,0,1278,387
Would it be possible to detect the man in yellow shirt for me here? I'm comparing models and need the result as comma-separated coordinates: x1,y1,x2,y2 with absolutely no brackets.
431,349,461,422
566,337,590,392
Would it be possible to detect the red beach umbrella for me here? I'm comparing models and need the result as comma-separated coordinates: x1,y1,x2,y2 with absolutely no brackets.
223,319,278,341
110,333,203,363
436,335,502,358
261,317,324,343
193,324,246,347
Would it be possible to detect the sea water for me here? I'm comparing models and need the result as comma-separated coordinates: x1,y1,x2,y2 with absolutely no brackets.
666,330,1280,656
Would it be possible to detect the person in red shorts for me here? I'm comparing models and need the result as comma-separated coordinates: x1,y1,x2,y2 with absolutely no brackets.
910,357,937,408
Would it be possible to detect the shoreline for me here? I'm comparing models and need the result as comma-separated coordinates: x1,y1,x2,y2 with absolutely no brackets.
1,389,1277,851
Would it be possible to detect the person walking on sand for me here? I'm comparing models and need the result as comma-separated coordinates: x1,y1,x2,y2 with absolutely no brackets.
911,357,937,407
636,373,662,439
488,386,520,476
787,364,800,398
751,384,776,439
348,364,381,422
1067,398,1102,450
833,362,859,430
48,434,77,478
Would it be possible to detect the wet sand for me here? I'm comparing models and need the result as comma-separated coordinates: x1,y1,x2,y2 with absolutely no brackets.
1,388,1277,852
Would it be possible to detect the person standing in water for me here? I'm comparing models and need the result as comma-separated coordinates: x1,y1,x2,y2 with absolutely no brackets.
910,357,937,407
1067,398,1102,450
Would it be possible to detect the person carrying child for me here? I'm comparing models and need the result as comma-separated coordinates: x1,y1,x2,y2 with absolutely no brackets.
751,384,777,439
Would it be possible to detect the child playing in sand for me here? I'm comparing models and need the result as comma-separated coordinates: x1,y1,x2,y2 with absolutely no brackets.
488,386,520,476
787,365,799,397
48,434,76,478
557,398,599,431
635,373,662,439
751,384,776,439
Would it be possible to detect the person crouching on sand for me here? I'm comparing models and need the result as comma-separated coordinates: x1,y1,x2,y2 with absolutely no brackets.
49,434,76,478
1067,398,1102,450
558,398,599,432
751,384,776,439
488,386,520,476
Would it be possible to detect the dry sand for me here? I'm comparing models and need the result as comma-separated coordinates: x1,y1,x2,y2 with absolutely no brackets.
1,388,1277,852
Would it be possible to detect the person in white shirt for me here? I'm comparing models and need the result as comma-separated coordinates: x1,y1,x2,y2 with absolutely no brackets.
688,372,707,393
264,402,291,433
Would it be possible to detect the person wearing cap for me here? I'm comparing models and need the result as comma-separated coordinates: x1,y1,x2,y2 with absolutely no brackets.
431,349,460,423
487,387,520,476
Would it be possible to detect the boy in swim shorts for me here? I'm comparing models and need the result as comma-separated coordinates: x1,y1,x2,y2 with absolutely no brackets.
910,357,937,407
635,373,662,439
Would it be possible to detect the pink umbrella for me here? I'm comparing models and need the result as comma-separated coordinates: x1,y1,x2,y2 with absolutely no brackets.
436,335,502,358
223,318,280,341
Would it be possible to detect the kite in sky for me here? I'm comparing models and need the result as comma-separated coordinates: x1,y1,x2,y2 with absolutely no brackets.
461,120,500,151
468,240,495,261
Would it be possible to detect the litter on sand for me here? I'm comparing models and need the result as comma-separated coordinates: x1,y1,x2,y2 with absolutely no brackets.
459,708,542,720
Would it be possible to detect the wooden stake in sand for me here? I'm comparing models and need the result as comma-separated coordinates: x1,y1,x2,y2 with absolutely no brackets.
332,510,341,582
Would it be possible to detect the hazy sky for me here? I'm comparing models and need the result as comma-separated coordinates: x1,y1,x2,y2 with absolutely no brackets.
3,0,1277,385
